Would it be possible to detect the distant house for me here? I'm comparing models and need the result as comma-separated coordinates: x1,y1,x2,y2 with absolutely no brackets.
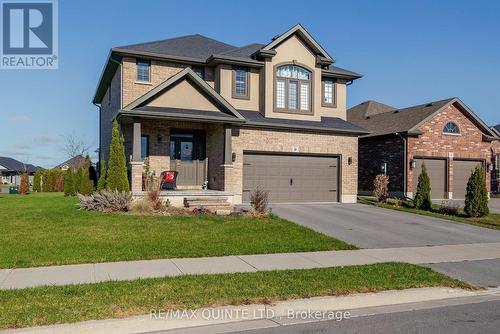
492,125,500,193
0,156,43,185
53,155,88,171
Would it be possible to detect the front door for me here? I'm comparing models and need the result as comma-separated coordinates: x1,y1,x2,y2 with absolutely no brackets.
170,130,207,187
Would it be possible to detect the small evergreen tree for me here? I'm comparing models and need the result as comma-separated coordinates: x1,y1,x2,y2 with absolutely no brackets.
80,167,94,195
32,171,42,192
97,159,107,191
106,119,130,191
63,169,75,196
54,171,65,192
414,164,432,210
464,166,489,217
42,170,55,192
19,173,29,194
74,167,84,194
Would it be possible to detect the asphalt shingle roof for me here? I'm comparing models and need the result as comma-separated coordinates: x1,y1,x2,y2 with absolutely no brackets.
347,98,455,137
53,155,88,171
0,156,42,173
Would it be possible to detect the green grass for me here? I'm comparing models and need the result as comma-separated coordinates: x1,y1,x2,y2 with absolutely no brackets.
359,196,500,230
0,193,354,269
0,262,474,329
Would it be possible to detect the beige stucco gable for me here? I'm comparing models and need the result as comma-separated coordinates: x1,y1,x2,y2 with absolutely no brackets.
146,79,219,112
263,34,347,121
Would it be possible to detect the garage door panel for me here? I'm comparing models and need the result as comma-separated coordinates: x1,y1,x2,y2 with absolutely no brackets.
413,158,447,199
243,153,339,203
453,160,482,199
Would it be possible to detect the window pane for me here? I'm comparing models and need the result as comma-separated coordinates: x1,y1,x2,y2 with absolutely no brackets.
137,60,150,82
443,122,460,134
300,82,309,110
276,80,285,108
288,80,298,109
169,141,175,160
193,67,204,79
235,69,247,95
324,80,333,104
141,136,148,160
276,65,310,80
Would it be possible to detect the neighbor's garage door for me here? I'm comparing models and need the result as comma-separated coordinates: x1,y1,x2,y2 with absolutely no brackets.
243,153,339,203
453,160,482,199
413,158,447,199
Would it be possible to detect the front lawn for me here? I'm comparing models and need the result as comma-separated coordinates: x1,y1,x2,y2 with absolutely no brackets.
0,193,354,269
0,262,474,329
359,196,500,230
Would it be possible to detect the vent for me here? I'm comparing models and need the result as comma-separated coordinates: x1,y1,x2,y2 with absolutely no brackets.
393,110,399,113
366,116,371,120
272,34,281,41
425,103,434,107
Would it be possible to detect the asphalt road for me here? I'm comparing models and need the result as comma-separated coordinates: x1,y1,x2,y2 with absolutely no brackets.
271,203,500,248
232,300,500,334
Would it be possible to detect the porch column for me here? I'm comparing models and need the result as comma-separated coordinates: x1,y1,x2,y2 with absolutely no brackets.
224,126,232,165
132,121,142,162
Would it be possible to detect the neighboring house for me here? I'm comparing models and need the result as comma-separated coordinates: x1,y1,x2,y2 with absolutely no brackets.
491,124,500,193
347,98,499,200
53,155,88,171
92,24,367,204
0,156,43,185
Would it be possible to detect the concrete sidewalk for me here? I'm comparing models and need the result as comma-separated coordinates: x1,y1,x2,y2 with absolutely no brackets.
2,242,500,290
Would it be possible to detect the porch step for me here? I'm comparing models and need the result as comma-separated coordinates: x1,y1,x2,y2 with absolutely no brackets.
184,196,232,214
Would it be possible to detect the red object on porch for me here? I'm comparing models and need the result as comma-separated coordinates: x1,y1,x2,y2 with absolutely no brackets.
160,171,178,190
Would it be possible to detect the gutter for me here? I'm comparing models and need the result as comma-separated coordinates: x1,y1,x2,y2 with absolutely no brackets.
241,121,370,136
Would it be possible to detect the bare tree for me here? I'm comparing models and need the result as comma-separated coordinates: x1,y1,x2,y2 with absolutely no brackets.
61,134,91,159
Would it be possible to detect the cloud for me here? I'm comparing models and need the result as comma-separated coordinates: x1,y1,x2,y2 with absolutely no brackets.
11,142,32,150
7,115,32,123
37,134,60,145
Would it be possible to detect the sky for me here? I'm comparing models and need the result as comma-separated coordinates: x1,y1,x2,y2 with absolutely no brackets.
0,0,499,168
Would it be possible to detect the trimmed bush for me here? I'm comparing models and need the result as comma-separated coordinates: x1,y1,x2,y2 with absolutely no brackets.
372,174,389,202
41,170,55,192
106,119,129,192
19,173,29,194
78,190,132,212
63,169,75,196
32,171,42,192
74,167,83,193
97,159,107,191
79,167,94,195
464,166,489,217
54,172,64,192
250,187,269,214
414,164,432,210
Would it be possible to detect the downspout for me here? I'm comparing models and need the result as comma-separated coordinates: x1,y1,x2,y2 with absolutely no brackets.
93,102,102,172
395,132,407,198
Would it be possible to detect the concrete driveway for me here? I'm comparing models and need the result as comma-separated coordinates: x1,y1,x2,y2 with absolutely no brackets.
433,198,500,214
271,203,500,249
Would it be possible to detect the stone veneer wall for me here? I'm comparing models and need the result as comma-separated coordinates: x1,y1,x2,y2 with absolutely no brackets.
407,104,492,196
226,127,359,204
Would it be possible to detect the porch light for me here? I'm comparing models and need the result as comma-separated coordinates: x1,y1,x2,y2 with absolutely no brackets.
410,159,416,169
157,135,162,143
380,162,387,176
232,152,236,162
487,162,493,172
348,157,352,165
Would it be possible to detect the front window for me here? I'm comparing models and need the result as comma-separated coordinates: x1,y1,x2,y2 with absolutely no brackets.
276,65,311,112
443,122,460,134
323,80,335,106
137,59,150,82
141,135,149,160
233,67,249,99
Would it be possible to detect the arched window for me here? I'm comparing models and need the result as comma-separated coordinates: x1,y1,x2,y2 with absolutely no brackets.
275,65,311,112
443,122,460,134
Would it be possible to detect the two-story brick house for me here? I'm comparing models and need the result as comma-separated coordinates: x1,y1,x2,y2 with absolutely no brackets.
93,24,367,205
348,98,499,199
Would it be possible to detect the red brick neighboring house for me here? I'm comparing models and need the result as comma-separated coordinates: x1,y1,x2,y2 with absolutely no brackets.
348,98,499,199
491,125,500,193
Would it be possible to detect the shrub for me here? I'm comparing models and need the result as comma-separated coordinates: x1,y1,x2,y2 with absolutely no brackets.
74,167,83,193
63,169,75,196
79,167,95,195
414,164,432,211
464,166,489,217
97,160,107,191
106,119,129,192
372,174,389,202
78,190,132,212
42,170,56,192
54,171,64,192
250,187,269,214
437,201,460,216
19,173,29,194
147,178,163,211
192,207,213,215
129,198,154,215
32,171,42,192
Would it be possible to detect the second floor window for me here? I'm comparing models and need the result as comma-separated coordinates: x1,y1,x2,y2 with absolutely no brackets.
276,65,311,112
323,80,335,106
137,59,150,82
233,67,249,99
443,121,460,134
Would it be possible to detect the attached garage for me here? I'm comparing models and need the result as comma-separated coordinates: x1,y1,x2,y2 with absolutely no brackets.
242,153,339,203
413,158,447,199
453,160,482,199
